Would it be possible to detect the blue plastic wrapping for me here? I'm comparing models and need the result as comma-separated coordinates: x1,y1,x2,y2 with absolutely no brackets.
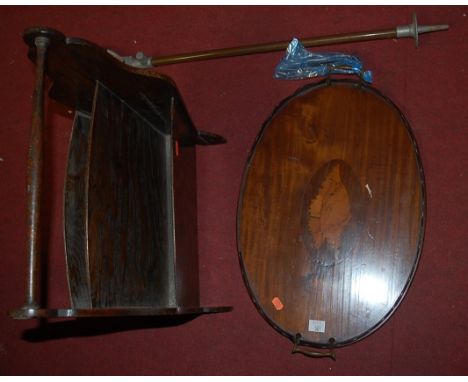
274,38,372,83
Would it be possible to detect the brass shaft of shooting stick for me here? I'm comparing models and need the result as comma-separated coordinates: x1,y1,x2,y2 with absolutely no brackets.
150,14,448,67
151,29,396,67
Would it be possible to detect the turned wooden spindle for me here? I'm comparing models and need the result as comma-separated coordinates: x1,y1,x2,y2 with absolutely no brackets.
23,35,50,311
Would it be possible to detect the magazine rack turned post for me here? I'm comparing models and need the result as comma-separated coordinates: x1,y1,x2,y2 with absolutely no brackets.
10,26,231,319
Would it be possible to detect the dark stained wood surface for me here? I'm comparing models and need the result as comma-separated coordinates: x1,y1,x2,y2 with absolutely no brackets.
86,83,175,308
64,111,92,308
25,27,177,132
171,99,200,308
238,80,425,348
23,26,225,145
10,306,231,319
10,26,232,319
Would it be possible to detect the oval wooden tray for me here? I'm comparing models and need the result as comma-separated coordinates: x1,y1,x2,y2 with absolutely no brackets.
238,79,425,350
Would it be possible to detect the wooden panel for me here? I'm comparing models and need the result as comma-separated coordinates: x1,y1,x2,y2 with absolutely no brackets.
172,100,200,307
64,111,92,308
87,83,175,308
238,80,425,347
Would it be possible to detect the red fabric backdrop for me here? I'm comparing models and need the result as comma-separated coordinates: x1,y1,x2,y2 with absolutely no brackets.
0,5,467,375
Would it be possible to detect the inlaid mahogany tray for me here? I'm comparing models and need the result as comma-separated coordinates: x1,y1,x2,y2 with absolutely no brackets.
238,79,425,358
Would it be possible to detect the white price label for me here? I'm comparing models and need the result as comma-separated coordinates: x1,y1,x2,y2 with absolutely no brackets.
308,319,326,333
